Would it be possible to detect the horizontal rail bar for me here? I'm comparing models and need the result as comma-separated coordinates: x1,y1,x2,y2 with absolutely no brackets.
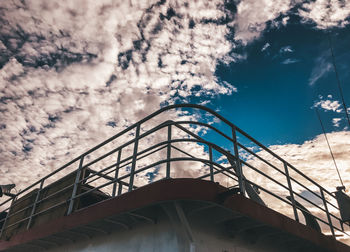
83,144,168,185
288,175,339,210
6,104,336,204
240,160,290,192
237,142,287,177
1,104,347,239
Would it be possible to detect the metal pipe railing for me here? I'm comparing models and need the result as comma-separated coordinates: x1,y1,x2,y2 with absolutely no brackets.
0,104,347,240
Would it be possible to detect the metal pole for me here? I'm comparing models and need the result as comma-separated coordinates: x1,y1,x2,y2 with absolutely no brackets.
0,197,15,239
166,125,172,179
315,108,344,187
67,156,84,215
112,149,122,197
209,146,214,181
284,162,299,222
320,188,335,236
129,124,140,192
118,181,123,196
327,32,350,128
27,179,45,229
232,126,245,196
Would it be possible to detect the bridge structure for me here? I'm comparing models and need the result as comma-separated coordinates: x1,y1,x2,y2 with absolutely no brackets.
0,104,349,251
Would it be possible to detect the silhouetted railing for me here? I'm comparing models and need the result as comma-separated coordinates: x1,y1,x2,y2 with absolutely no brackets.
0,104,348,240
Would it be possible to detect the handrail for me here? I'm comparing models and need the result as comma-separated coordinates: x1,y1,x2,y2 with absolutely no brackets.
0,104,336,201
0,104,347,240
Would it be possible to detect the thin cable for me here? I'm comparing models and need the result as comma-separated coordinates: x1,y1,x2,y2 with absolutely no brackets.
315,108,344,187
327,29,350,128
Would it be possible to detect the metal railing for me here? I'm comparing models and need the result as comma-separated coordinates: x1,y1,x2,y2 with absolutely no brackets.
0,104,348,239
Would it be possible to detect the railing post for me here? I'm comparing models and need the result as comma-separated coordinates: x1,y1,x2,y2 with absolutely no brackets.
0,197,15,239
232,126,245,196
166,125,172,179
118,182,123,196
209,146,214,181
129,124,140,192
320,188,335,236
283,162,299,222
27,179,44,229
112,149,122,197
67,156,84,215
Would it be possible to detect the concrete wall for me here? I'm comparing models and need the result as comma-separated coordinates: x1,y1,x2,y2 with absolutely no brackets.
47,217,278,252
48,220,180,252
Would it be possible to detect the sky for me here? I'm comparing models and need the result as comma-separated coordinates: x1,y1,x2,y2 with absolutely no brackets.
1,0,350,241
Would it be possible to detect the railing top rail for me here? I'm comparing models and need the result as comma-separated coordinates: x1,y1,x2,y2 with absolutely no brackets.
1,106,348,241
1,104,338,211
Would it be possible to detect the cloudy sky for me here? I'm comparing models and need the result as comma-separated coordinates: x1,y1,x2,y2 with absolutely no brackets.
1,0,350,241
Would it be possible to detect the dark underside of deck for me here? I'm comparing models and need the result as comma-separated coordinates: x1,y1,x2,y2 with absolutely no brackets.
0,178,349,252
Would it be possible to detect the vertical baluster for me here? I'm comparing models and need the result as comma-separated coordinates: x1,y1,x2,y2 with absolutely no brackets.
112,149,122,197
320,188,335,236
118,182,123,196
284,162,299,222
209,146,214,182
166,125,172,179
0,197,15,239
232,126,245,196
129,124,140,192
67,156,84,215
27,179,44,229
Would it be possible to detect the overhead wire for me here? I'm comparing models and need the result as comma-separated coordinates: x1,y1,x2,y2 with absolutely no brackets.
315,108,344,187
327,32,350,128
325,8,350,128
314,12,348,189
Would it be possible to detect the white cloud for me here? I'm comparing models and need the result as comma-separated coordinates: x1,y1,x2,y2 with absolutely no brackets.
270,16,291,29
261,42,271,52
222,81,238,93
313,96,343,113
0,0,239,191
279,45,293,53
282,16,290,26
333,118,342,127
281,58,299,64
234,0,350,45
299,0,350,29
309,55,333,85
234,0,292,44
